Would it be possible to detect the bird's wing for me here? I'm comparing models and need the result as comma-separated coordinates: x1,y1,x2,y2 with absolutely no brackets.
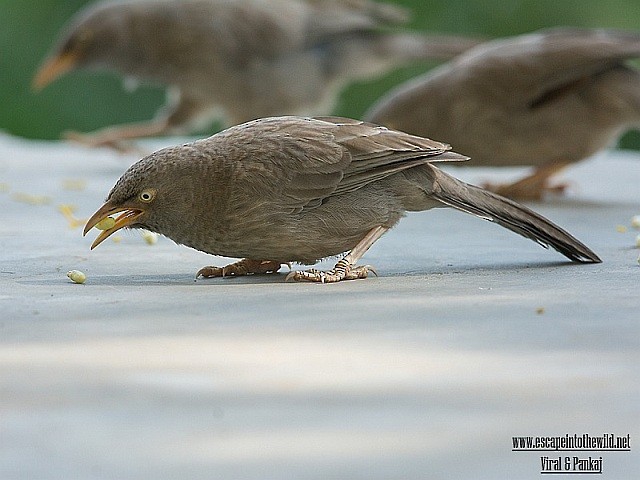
220,117,467,211
316,117,468,195
456,28,640,104
190,0,408,62
305,0,409,26
303,0,409,42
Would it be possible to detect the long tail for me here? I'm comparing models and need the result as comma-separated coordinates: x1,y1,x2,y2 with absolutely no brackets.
376,32,484,61
428,168,601,263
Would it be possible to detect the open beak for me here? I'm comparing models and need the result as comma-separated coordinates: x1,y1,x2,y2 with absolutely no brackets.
32,52,79,91
84,201,145,250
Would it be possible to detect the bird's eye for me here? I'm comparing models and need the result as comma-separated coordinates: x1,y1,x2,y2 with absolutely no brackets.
139,189,156,203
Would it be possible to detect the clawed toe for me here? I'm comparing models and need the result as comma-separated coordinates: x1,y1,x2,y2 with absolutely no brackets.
196,265,225,278
196,259,283,279
545,182,572,196
286,259,376,283
482,163,572,201
482,180,571,201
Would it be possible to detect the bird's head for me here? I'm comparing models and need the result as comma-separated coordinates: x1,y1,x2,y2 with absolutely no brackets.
83,146,202,249
32,2,136,90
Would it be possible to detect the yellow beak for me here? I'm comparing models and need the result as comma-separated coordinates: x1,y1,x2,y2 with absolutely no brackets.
32,51,79,91
84,201,144,249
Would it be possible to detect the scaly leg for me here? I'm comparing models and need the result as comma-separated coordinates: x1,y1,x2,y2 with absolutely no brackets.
196,259,283,279
482,162,571,201
287,226,388,283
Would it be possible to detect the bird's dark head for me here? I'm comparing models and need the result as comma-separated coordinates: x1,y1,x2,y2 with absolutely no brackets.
83,145,203,249
32,1,140,90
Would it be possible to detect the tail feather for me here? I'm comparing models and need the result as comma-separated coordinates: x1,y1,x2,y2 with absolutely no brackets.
429,169,601,263
377,32,484,62
327,32,482,83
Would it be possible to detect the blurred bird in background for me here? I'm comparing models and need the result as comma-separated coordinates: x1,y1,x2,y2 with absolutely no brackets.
33,0,481,149
365,28,640,200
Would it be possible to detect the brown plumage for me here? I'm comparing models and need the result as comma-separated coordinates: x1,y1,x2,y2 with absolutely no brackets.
365,27,640,200
33,0,480,148
84,116,600,282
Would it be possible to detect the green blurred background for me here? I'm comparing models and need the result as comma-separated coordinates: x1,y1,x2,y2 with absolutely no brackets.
2,0,640,148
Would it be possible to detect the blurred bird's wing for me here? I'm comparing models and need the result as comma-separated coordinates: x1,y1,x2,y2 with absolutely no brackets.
305,0,409,25
220,117,467,211
303,0,409,41
197,0,409,63
455,27,640,105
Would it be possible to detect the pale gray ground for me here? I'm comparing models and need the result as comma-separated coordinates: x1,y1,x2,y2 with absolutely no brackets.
0,133,638,479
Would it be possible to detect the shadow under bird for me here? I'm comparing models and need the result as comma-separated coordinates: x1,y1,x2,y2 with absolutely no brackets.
365,27,640,200
83,116,601,283
33,0,480,149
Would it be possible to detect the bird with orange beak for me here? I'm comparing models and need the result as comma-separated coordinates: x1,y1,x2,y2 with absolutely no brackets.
34,0,481,149
83,116,600,283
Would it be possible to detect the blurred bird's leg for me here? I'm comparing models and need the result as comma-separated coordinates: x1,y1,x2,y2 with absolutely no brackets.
482,162,572,201
196,259,284,279
64,118,170,154
287,226,387,283
63,90,207,154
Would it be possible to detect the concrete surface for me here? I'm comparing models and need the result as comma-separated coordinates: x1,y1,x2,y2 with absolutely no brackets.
0,133,638,479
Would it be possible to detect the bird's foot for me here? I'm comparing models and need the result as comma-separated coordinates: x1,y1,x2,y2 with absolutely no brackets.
482,179,571,201
64,130,148,155
286,258,377,283
196,259,284,279
482,163,571,201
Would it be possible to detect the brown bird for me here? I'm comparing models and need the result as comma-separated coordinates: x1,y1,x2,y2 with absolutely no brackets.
365,27,640,200
83,116,600,282
33,0,480,149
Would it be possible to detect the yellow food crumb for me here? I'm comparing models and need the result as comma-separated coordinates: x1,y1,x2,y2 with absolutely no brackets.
111,236,122,244
59,204,77,214
141,230,158,245
616,225,628,233
631,215,640,230
96,217,116,230
66,270,86,284
61,179,87,191
58,204,86,229
12,192,51,205
535,307,545,315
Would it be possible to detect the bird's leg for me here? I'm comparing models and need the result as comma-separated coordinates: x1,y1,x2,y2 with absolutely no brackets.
64,118,170,154
196,259,284,279
482,162,572,201
287,226,388,283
